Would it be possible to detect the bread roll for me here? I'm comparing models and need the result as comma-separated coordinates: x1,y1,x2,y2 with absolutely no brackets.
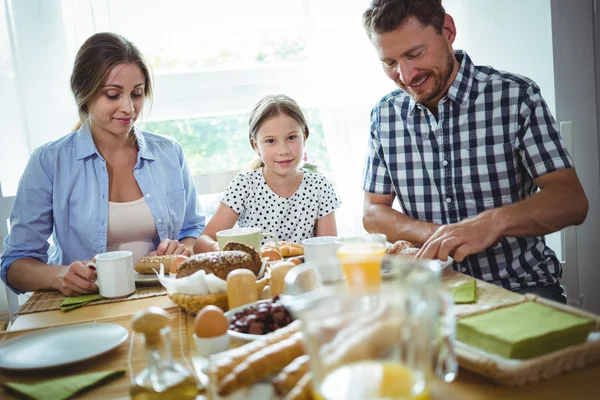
177,242,262,280
386,240,416,255
134,254,184,274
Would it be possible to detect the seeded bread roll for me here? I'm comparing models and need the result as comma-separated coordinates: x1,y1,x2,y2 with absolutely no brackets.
177,243,262,280
222,242,262,269
134,255,182,274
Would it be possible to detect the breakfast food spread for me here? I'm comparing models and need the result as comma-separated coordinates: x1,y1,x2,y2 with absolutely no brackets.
229,295,295,335
261,241,304,257
134,254,189,274
177,242,262,280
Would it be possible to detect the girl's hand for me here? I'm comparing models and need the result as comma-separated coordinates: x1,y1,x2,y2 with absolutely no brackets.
210,242,221,252
54,261,98,296
150,238,191,257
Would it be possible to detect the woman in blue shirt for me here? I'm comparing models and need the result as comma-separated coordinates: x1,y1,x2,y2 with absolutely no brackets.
1,33,205,296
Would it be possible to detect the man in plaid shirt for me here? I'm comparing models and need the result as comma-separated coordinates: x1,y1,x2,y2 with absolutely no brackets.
361,0,588,303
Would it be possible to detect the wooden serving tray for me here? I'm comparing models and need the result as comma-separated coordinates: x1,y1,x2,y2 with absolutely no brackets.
454,294,600,387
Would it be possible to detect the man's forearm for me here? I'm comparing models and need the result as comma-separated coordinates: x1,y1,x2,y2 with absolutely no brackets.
363,204,440,247
7,258,64,293
485,182,588,238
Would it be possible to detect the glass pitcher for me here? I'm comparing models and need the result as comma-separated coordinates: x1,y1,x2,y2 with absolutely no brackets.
283,257,457,400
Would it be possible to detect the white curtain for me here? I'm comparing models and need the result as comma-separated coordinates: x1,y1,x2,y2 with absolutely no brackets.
306,0,395,237
0,0,77,196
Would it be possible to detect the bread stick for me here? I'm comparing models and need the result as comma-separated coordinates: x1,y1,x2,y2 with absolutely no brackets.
284,372,313,400
208,320,301,382
217,331,306,396
272,354,310,396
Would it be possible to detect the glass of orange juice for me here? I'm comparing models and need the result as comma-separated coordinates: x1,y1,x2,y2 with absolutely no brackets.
337,242,386,287
283,258,457,400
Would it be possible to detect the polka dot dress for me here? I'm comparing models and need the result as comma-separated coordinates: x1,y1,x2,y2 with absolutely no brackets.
221,168,340,245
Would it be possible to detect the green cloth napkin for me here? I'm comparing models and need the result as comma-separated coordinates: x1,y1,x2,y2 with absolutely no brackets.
450,280,477,304
3,370,125,400
59,294,104,312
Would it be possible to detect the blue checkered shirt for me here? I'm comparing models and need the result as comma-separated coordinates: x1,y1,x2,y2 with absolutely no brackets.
363,50,573,290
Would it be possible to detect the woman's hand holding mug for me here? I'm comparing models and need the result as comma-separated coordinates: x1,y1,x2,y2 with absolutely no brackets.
54,260,98,296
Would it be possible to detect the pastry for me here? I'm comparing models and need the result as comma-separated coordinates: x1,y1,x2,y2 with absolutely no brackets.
217,331,305,396
272,355,310,396
386,240,416,255
262,241,304,257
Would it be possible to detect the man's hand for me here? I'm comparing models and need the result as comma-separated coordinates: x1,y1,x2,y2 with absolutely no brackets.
149,238,191,257
416,213,504,262
54,261,98,296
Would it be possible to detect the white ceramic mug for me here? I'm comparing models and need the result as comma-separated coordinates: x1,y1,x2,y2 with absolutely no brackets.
302,236,342,282
87,251,136,298
216,227,278,251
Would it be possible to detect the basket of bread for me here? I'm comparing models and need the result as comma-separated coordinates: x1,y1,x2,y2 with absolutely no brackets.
138,242,271,315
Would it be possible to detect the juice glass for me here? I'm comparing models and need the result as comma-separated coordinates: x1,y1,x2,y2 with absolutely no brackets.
337,242,386,286
283,258,457,400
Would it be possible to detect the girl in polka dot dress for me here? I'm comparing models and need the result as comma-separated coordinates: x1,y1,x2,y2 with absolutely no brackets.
194,94,340,253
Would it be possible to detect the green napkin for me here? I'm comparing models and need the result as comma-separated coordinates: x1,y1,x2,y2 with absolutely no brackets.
59,294,104,312
3,370,125,400
450,280,477,304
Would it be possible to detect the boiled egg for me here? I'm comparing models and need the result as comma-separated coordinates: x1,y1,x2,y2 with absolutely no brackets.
194,305,228,338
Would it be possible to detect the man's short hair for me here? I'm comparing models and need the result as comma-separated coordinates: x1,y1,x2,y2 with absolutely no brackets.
363,0,446,38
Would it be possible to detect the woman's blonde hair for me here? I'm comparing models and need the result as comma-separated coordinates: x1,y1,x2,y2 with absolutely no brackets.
70,32,153,130
248,94,309,170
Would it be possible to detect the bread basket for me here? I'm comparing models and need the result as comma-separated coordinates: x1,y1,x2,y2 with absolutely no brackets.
168,266,271,315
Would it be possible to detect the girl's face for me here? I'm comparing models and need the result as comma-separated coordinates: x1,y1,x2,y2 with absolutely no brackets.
87,63,146,139
253,113,306,176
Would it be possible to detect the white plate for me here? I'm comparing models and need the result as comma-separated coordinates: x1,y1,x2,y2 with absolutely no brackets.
134,272,160,285
439,255,454,269
0,323,128,370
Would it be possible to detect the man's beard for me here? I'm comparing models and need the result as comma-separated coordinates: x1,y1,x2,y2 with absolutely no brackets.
399,47,456,105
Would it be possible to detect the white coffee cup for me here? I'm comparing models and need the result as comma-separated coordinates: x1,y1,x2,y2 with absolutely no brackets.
87,251,136,298
302,236,342,282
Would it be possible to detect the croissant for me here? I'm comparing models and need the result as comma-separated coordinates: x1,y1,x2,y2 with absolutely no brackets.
272,354,310,396
284,372,314,400
217,331,306,396
208,320,301,382
262,241,304,257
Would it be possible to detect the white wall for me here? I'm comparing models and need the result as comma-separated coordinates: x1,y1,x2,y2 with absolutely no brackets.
551,0,600,314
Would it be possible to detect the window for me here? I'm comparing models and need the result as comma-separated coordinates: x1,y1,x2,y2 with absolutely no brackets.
138,109,332,174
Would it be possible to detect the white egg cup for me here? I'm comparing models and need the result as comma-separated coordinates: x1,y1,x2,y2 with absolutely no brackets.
193,333,230,358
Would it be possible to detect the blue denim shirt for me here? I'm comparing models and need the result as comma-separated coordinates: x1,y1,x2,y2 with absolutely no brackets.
1,122,206,293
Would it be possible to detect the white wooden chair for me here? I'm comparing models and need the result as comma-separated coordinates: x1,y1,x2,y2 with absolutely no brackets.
0,183,25,323
193,169,241,221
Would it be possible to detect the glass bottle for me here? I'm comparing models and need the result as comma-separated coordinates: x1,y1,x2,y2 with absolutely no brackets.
130,307,198,399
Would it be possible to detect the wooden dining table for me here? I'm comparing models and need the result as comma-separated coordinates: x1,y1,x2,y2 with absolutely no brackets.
3,270,600,400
